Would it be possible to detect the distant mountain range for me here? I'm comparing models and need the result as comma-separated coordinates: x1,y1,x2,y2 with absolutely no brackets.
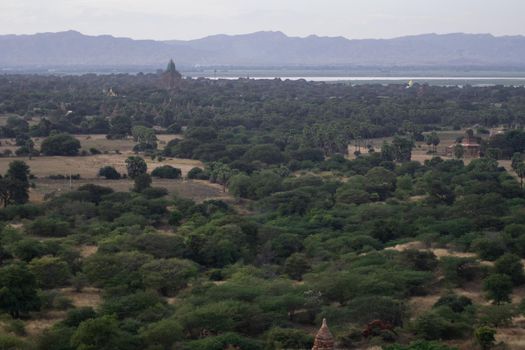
1,30,525,70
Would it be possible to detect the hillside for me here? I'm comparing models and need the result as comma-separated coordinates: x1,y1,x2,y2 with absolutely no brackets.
1,30,525,69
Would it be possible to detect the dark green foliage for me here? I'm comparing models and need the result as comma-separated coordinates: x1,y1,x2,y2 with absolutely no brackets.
183,333,262,350
433,294,472,313
478,304,516,327
167,123,182,134
494,253,525,285
100,290,167,320
98,166,121,179
140,258,197,296
475,326,496,350
412,307,472,340
63,307,97,327
385,341,458,350
70,315,133,350
440,257,479,287
243,144,285,164
0,262,40,318
151,165,182,179
41,133,81,156
126,156,147,179
283,253,310,280
140,318,184,350
0,160,31,207
77,184,114,204
400,250,438,272
133,173,152,192
25,217,70,237
483,273,513,304
0,334,28,350
141,187,169,199
29,256,71,289
187,167,209,180
264,327,313,350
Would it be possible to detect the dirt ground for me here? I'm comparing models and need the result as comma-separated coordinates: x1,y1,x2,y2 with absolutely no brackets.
0,133,181,154
0,133,233,203
0,153,201,178
29,178,229,203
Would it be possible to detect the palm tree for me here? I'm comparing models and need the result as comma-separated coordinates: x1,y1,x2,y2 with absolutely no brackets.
516,162,525,189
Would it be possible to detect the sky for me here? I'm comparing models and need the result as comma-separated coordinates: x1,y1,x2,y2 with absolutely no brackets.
1,0,525,40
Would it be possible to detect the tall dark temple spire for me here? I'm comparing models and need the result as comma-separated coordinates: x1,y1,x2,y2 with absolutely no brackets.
163,59,182,90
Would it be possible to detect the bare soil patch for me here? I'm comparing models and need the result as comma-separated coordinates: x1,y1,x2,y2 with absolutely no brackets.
60,287,102,309
24,311,66,337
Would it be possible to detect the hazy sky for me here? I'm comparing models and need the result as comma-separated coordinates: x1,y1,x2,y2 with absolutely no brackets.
1,0,524,40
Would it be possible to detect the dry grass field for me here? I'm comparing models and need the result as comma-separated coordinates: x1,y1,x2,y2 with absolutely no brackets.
0,133,181,154
30,178,229,203
0,153,200,179
0,133,234,203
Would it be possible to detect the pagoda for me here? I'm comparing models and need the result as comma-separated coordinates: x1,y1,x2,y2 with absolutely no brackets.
163,59,182,90
312,318,334,350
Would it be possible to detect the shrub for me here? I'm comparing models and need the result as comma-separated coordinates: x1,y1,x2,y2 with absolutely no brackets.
40,133,81,156
187,167,209,180
440,257,479,287
433,294,472,313
483,273,513,304
167,123,182,134
133,173,152,192
29,256,71,289
98,166,121,180
478,304,516,327
48,174,80,180
0,334,28,349
151,165,182,179
412,308,471,340
385,341,458,350
141,187,169,199
475,326,496,350
62,307,97,327
25,217,70,237
125,156,147,179
494,253,524,285
140,318,184,349
184,332,262,350
265,327,313,350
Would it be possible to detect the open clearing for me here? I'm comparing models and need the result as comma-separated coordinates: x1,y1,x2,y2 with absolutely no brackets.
0,154,201,178
0,133,234,203
30,178,228,203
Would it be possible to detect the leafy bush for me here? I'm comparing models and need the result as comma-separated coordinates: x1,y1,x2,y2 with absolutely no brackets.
385,341,458,350
40,133,81,156
184,332,263,350
187,167,209,180
151,165,182,179
25,217,70,237
483,273,513,304
98,166,121,180
29,256,71,289
264,327,313,350
412,307,472,340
